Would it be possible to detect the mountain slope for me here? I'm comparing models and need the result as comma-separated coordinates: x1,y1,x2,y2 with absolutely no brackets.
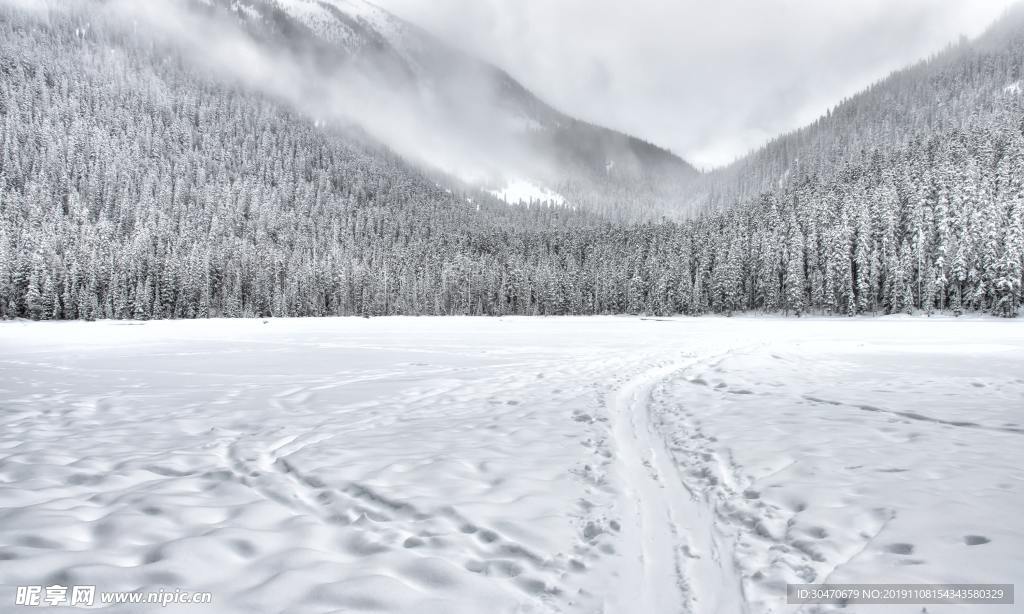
201,0,698,219
1,0,1020,323
692,3,1024,211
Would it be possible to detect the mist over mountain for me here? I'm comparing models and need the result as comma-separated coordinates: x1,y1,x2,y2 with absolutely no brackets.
691,4,1024,210
134,0,698,220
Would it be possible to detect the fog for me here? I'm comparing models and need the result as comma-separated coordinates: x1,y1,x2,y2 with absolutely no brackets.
380,0,1018,169
6,0,1016,188
98,0,553,188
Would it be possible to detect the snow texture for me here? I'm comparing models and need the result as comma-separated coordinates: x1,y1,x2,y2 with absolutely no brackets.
488,180,565,206
273,0,399,49
0,317,1020,613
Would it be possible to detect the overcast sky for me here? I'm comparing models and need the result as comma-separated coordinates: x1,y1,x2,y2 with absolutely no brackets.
377,0,1017,169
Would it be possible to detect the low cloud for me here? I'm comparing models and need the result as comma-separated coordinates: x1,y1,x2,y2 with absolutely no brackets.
61,0,551,186
380,0,1018,168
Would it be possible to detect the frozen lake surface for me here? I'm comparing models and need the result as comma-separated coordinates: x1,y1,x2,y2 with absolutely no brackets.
0,317,1021,613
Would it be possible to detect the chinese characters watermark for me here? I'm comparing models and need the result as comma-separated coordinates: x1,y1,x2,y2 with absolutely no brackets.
15,585,212,608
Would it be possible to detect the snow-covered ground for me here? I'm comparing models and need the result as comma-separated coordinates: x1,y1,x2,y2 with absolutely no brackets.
488,180,566,206
0,317,1020,614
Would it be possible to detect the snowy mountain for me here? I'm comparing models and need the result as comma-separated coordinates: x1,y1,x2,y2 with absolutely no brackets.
0,0,1021,322
691,3,1024,211
196,0,697,218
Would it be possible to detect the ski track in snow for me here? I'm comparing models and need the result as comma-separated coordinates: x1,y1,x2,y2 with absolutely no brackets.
607,352,749,614
0,317,1021,614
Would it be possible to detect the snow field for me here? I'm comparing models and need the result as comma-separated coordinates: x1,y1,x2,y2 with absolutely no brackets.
0,317,1020,613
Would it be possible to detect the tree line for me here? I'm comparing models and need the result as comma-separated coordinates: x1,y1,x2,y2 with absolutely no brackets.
0,4,1021,320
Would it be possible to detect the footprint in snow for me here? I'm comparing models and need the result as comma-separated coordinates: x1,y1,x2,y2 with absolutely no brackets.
884,543,915,555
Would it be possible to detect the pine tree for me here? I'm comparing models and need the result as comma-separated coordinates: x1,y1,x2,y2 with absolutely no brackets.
784,223,805,317
25,264,43,320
